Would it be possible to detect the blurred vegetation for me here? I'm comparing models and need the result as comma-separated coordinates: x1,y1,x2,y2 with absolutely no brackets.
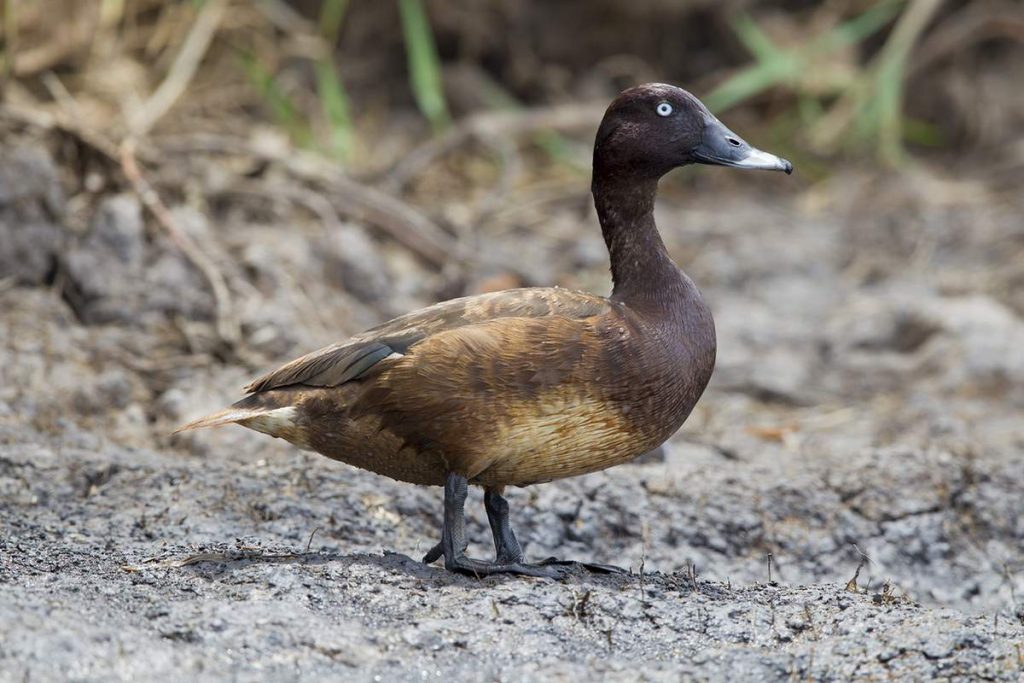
0,0,1020,372
705,0,916,160
398,0,450,132
0,0,1020,173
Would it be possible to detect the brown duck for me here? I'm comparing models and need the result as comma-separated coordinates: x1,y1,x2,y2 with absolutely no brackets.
177,83,792,577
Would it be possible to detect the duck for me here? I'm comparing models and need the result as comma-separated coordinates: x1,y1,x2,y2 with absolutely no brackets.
176,83,792,578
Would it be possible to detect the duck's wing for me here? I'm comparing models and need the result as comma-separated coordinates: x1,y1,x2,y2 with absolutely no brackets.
244,288,610,393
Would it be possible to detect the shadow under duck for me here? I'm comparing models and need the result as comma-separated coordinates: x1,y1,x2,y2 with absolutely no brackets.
177,83,792,578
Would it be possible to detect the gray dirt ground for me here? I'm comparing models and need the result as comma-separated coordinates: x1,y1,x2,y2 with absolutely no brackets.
1,136,1023,681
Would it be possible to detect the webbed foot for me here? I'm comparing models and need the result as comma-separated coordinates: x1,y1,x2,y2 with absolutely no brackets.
536,557,628,574
444,553,564,578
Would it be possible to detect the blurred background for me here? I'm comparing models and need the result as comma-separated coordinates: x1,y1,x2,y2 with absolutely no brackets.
2,0,1024,665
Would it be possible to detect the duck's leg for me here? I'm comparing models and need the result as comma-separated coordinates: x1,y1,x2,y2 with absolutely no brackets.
420,480,515,566
423,473,559,578
484,487,524,564
481,486,626,575
419,486,520,566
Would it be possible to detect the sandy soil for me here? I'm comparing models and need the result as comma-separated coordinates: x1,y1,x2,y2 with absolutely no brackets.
2,131,1023,681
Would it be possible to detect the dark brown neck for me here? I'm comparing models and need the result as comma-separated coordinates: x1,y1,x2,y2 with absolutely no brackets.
592,174,695,314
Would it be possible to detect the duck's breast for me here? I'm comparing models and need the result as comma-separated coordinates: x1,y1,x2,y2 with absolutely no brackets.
474,305,715,487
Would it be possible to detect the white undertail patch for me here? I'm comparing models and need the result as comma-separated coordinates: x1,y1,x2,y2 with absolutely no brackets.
243,406,299,435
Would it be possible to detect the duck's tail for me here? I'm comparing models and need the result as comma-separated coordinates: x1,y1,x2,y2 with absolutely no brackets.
173,406,278,433
173,393,306,447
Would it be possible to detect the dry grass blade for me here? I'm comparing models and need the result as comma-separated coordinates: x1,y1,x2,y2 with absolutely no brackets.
332,173,458,268
910,0,1024,76
845,545,873,593
7,0,98,78
120,546,321,571
279,149,462,268
119,138,240,349
0,0,16,97
386,102,604,191
872,0,946,163
129,0,228,137
150,133,460,269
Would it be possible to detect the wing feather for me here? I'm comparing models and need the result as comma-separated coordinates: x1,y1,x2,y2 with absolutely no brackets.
244,287,610,394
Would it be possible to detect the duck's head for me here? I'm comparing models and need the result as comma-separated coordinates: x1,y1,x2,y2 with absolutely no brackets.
594,83,792,180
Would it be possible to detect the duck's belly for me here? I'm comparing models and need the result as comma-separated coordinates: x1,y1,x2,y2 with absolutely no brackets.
298,383,686,488
468,394,671,487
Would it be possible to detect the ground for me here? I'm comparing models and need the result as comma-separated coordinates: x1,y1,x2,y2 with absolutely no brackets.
1,127,1023,681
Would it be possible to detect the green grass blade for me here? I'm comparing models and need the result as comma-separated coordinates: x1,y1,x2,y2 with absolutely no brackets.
315,60,353,160
0,0,17,94
705,11,804,112
902,117,943,147
730,13,783,63
315,0,353,161
707,1,906,115
318,0,348,43
398,0,450,130
238,50,313,147
816,0,905,53
875,57,904,163
704,59,796,113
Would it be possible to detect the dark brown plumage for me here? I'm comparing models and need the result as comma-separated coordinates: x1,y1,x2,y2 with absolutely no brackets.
177,83,792,577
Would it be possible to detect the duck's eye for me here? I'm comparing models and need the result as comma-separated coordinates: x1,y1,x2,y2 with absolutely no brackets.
656,102,673,117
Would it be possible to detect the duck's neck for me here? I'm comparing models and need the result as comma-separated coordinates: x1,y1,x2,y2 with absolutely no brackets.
593,176,696,315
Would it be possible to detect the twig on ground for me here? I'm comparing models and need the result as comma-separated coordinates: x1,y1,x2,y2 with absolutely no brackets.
688,562,700,592
384,102,603,193
909,1,1024,78
638,556,646,604
115,351,215,375
225,180,344,234
39,71,82,121
120,543,324,572
304,526,321,553
845,544,872,593
119,138,241,349
7,1,98,77
332,173,462,268
282,150,462,268
0,101,123,162
154,133,466,269
220,180,367,340
564,588,593,621
469,136,523,234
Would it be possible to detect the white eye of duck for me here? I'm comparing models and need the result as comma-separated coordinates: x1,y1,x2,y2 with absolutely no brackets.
656,102,673,117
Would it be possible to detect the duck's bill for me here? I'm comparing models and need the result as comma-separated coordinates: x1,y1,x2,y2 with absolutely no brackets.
693,117,793,174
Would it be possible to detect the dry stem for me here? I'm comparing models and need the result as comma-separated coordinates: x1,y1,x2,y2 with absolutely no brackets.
119,137,240,350
129,0,227,137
